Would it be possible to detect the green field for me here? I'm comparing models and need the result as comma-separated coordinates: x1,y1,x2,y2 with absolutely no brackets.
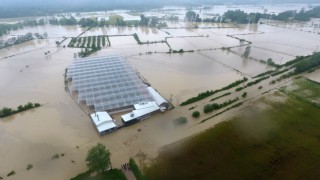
68,36,109,48
71,169,126,180
144,79,320,179
281,77,320,107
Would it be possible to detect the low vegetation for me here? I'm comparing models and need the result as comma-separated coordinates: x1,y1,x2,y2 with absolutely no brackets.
145,89,320,179
7,171,15,177
71,169,126,180
129,158,146,180
71,143,124,180
242,92,247,98
0,102,41,118
173,117,188,125
192,111,200,118
78,47,101,58
26,164,33,171
68,36,109,48
204,97,240,113
180,77,247,106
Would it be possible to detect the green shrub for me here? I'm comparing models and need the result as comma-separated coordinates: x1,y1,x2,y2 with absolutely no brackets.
203,104,214,113
174,117,188,125
192,111,200,118
242,92,247,98
129,158,146,180
26,164,33,171
7,171,15,177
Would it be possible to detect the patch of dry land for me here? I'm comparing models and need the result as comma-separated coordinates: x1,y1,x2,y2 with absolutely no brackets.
0,19,320,179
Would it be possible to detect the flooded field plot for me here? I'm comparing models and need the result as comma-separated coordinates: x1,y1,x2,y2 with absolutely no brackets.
0,39,55,59
127,53,243,105
201,50,274,77
235,25,320,57
282,77,320,105
201,25,259,35
304,68,320,83
162,28,199,36
96,43,169,56
108,36,137,46
81,27,168,42
167,35,239,51
0,25,86,40
231,46,295,64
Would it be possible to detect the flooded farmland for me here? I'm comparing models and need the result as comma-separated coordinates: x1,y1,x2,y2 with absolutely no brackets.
1,3,320,179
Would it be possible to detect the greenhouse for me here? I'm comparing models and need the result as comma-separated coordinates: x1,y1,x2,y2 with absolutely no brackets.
67,55,153,112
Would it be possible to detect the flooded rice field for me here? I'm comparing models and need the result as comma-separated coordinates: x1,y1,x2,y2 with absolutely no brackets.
81,26,169,42
127,53,243,105
167,35,239,51
1,7,320,179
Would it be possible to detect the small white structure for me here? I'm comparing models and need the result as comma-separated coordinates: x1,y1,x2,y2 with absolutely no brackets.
90,112,117,135
147,87,169,111
121,101,160,124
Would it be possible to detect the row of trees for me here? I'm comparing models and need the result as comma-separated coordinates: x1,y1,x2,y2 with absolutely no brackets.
0,32,47,49
185,6,320,24
274,6,320,22
0,19,47,36
0,102,41,118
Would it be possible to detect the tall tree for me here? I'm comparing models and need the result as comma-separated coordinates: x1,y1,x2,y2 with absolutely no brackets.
185,11,196,22
86,143,111,173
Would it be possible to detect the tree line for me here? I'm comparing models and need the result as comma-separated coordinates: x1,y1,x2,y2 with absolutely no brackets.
185,6,320,24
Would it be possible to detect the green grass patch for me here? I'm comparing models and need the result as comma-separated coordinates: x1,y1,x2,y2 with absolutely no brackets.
71,169,126,180
144,92,320,179
129,158,146,180
281,77,320,108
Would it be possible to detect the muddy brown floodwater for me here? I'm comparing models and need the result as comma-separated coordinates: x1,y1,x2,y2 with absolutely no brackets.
1,18,320,179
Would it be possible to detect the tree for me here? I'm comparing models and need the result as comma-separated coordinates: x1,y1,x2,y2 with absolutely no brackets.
185,11,196,22
86,143,111,173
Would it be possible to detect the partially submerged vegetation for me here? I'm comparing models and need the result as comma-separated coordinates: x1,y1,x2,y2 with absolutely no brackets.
129,158,147,180
180,77,247,106
0,102,41,118
204,97,240,113
145,87,320,179
68,36,109,48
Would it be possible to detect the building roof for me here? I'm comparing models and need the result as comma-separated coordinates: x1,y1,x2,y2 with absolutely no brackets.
67,55,153,112
147,87,168,107
121,101,159,123
90,112,117,133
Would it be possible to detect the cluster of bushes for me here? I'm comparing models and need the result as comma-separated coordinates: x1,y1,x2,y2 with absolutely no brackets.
78,47,102,58
270,69,290,76
203,97,240,113
236,76,270,92
200,102,244,124
180,77,247,106
129,158,146,180
294,52,320,74
247,76,270,86
0,102,41,118
253,70,275,78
